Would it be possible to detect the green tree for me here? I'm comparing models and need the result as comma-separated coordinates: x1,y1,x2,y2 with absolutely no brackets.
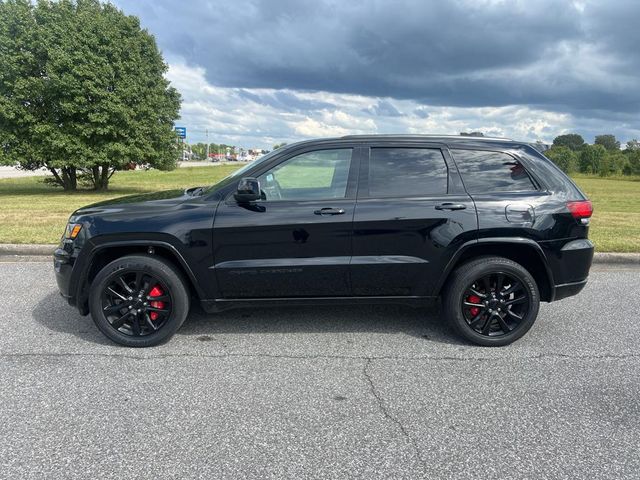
594,134,620,151
607,152,628,175
272,142,288,150
623,150,640,176
598,154,611,177
625,139,640,152
579,144,607,174
544,146,578,174
552,133,585,151
190,143,207,160
0,0,181,190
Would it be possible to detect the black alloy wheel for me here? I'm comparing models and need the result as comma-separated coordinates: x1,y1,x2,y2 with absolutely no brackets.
461,272,531,337
443,256,540,347
89,255,190,347
101,270,173,337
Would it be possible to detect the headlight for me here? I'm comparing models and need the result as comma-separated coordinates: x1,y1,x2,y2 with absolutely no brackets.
65,223,82,239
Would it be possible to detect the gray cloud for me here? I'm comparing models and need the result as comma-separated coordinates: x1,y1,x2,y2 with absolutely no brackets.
413,107,430,119
114,0,640,145
115,0,640,115
236,89,333,112
365,100,403,117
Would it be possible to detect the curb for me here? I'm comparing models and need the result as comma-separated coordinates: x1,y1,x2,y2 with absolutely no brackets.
0,244,639,265
591,252,640,265
0,244,56,256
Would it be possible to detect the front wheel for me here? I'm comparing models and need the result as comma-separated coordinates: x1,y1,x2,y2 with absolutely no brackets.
443,256,540,346
89,255,190,347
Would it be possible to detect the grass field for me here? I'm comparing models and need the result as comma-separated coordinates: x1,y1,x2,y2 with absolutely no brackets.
572,176,640,253
0,166,238,245
0,166,638,251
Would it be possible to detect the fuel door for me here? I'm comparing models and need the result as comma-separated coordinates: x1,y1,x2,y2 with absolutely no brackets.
505,203,535,225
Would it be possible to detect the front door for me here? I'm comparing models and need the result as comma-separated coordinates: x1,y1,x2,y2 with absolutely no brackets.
212,147,360,298
351,145,478,297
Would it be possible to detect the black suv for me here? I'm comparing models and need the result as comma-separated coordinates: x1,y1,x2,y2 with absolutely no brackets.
54,135,594,347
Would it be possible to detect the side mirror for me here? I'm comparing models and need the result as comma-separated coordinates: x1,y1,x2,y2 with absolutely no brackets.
234,177,261,203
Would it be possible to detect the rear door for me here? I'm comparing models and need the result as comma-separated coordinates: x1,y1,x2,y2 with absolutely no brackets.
212,145,361,298
351,143,477,297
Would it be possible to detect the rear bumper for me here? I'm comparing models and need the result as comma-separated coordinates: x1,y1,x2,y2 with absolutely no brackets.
553,278,588,301
547,238,594,302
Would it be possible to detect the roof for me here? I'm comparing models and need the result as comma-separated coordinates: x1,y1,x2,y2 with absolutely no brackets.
279,134,533,152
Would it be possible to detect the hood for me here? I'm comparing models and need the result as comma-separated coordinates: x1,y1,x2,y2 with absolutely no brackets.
72,188,205,217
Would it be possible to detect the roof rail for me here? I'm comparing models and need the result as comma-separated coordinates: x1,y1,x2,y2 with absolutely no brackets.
340,134,514,141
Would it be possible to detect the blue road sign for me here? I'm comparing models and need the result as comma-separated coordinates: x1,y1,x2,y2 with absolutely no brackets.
175,127,187,139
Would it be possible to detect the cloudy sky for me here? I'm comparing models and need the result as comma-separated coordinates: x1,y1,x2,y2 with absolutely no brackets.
114,0,640,148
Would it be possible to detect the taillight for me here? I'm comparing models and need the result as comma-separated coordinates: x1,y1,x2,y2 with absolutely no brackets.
566,200,593,223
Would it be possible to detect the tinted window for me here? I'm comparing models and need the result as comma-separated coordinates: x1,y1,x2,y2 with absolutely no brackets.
368,148,447,197
258,148,352,201
452,149,536,193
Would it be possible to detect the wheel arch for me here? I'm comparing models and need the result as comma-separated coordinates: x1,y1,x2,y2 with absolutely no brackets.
437,238,555,302
74,239,203,314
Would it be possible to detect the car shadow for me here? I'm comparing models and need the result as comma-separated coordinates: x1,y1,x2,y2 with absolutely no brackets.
34,290,465,346
33,291,114,346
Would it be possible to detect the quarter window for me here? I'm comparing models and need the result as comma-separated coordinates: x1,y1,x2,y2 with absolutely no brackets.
368,148,448,198
451,149,536,193
258,148,352,201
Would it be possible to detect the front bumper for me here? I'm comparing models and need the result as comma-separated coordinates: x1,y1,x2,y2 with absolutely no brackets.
54,244,74,303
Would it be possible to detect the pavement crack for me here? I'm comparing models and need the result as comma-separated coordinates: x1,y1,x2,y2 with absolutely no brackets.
362,357,428,472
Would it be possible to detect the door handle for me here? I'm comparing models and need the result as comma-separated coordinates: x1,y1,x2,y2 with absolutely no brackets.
435,203,466,211
314,207,345,216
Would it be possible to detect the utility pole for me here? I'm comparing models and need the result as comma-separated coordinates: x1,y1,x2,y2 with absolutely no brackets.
205,128,210,161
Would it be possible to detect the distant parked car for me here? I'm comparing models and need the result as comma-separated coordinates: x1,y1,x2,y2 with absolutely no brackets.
54,135,593,347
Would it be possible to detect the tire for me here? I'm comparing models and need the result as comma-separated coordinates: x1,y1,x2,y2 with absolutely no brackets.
443,256,540,347
89,255,190,347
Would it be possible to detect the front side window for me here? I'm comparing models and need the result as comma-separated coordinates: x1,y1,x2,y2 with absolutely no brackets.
367,148,448,198
258,148,352,201
452,149,536,193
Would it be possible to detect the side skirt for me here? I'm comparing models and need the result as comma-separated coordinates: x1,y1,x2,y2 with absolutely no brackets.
200,295,437,313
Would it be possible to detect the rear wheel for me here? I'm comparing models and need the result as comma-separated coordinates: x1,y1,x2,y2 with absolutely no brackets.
89,255,190,347
443,256,540,346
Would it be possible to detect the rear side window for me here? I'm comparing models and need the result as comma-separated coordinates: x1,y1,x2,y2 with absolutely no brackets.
451,149,536,193
368,148,448,198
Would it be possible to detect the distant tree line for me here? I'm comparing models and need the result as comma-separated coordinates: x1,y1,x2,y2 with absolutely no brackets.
190,143,236,159
544,134,640,177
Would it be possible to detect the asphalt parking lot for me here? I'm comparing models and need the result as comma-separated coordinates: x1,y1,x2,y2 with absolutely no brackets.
1,261,638,479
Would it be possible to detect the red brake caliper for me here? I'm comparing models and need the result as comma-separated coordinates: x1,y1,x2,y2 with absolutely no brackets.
148,285,164,321
467,294,481,317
